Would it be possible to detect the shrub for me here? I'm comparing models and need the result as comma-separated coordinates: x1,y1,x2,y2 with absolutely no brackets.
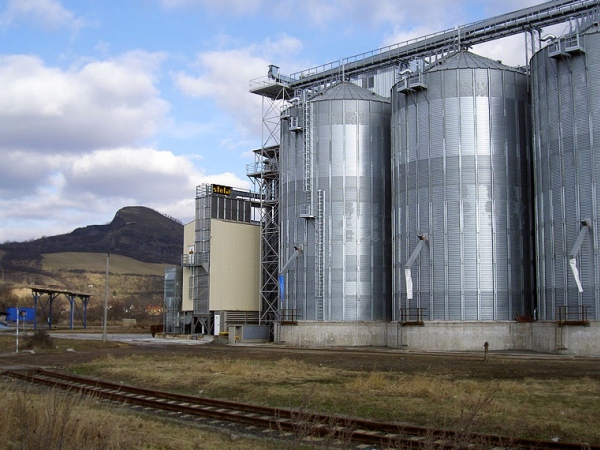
24,329,54,350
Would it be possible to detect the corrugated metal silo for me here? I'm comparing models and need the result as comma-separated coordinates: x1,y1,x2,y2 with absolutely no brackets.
391,51,533,321
531,24,600,321
280,82,392,321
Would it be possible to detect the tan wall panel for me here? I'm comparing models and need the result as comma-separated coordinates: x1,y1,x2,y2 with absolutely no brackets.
209,220,260,311
182,221,195,311
184,221,195,253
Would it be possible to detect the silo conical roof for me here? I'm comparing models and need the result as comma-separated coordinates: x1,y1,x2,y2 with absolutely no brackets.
311,81,389,102
426,51,521,72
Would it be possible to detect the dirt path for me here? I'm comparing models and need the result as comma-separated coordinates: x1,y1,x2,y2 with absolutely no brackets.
2,339,599,381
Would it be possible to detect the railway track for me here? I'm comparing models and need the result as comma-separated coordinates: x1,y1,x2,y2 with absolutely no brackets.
2,368,597,449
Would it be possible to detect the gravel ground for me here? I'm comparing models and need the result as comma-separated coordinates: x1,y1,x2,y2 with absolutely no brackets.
1,331,599,381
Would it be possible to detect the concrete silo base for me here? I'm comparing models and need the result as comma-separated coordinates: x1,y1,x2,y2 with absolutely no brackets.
276,321,600,357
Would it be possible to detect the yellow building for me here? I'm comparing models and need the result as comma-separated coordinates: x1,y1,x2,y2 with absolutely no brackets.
167,184,261,336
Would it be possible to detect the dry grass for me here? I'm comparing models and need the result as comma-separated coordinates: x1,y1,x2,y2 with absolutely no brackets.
78,356,343,400
75,354,600,445
2,338,598,447
42,252,166,276
0,379,291,450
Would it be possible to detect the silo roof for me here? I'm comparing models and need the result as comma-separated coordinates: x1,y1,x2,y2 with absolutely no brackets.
426,51,521,72
311,81,389,103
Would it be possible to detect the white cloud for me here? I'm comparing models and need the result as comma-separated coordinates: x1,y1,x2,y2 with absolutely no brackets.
386,28,529,69
471,35,529,68
0,0,86,31
155,0,551,41
0,146,250,242
63,147,199,202
173,51,273,138
382,25,445,50
0,151,59,196
483,0,549,17
172,35,305,142
0,43,255,242
272,0,465,32
261,35,305,60
0,53,170,152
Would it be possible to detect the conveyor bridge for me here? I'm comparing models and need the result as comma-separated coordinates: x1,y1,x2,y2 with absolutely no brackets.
252,0,600,95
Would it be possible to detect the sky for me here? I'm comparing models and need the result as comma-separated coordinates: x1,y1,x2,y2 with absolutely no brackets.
0,0,565,243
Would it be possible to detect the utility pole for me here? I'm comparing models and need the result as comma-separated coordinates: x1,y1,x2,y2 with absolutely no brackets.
103,250,110,342
103,221,136,343
15,306,19,353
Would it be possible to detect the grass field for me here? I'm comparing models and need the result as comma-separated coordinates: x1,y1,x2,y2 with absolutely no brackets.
1,336,599,448
42,252,168,276
0,380,285,450
75,353,600,445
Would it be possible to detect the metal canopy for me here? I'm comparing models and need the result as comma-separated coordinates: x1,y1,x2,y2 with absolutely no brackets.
31,286,91,330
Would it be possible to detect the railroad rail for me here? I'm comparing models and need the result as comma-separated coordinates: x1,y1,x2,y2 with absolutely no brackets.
2,368,597,449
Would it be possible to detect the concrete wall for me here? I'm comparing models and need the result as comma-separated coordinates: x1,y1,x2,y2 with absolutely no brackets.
277,322,389,347
277,321,600,356
388,322,523,351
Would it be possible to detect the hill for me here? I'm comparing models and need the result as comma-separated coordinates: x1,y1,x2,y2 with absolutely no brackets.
0,207,183,324
0,206,183,267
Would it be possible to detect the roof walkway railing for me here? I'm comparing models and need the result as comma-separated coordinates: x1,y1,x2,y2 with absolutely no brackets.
283,0,600,89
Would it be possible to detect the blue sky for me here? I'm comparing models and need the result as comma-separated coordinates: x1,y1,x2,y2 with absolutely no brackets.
0,0,552,242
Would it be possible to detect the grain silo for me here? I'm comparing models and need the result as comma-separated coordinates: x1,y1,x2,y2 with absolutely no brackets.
279,81,392,322
391,51,533,322
531,22,600,322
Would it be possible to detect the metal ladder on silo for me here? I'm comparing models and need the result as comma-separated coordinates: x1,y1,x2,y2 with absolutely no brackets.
315,190,325,320
303,99,313,209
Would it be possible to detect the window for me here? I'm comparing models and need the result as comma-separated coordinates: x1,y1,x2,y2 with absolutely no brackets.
362,76,374,89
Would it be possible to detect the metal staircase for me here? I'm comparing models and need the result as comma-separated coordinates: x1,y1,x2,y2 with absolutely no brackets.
554,305,590,350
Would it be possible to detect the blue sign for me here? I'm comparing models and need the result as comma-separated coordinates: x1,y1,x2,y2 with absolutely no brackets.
6,307,35,322
279,275,285,306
